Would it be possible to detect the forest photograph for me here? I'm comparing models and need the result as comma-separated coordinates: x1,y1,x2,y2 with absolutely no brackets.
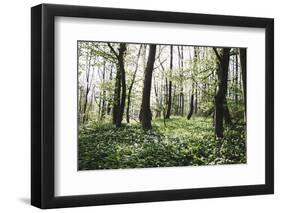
78,41,247,170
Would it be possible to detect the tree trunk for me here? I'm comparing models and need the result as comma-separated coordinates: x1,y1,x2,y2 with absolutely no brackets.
195,82,198,114
235,53,239,104
109,43,127,127
107,65,113,115
126,91,132,123
180,92,184,116
165,45,173,119
187,47,198,120
224,100,232,125
78,86,83,124
179,46,184,116
126,45,142,123
112,64,121,125
154,75,162,118
213,48,231,138
116,44,127,127
172,84,178,115
187,93,194,120
240,48,247,116
140,44,157,130
82,52,93,123
100,60,106,120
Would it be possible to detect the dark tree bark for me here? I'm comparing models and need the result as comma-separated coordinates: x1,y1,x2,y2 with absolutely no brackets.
178,46,184,116
224,100,232,125
165,45,173,119
112,62,121,125
108,43,127,127
116,44,127,127
187,93,194,120
213,48,231,138
180,92,184,116
139,44,157,130
195,82,198,114
239,48,247,116
126,45,142,123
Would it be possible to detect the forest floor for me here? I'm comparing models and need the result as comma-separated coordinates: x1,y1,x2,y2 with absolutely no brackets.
78,116,246,170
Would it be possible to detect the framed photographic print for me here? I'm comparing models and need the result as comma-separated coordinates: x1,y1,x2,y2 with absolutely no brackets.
31,3,274,209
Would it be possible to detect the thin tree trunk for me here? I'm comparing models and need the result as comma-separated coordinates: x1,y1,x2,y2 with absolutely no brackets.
187,47,197,120
165,45,173,119
107,65,113,115
154,75,161,118
100,60,106,120
164,77,168,117
78,86,83,124
239,48,247,117
179,46,184,116
235,52,239,104
172,84,177,115
195,82,198,114
82,51,93,123
98,90,102,119
187,93,194,120
181,92,184,116
126,45,142,123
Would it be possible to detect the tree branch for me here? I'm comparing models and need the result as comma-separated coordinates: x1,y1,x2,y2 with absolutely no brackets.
158,58,166,71
213,48,222,63
107,43,118,58
154,58,167,71
93,46,116,63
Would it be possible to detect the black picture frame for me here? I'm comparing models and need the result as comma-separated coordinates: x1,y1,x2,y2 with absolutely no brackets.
31,3,274,209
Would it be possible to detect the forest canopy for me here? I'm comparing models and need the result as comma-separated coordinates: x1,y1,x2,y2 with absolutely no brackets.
78,41,246,170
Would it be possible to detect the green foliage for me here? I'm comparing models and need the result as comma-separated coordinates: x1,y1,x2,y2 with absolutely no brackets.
79,116,246,170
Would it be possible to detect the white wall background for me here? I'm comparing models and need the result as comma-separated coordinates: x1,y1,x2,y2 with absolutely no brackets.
0,0,278,212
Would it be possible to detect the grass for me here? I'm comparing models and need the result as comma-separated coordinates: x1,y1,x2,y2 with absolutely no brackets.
78,116,246,170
